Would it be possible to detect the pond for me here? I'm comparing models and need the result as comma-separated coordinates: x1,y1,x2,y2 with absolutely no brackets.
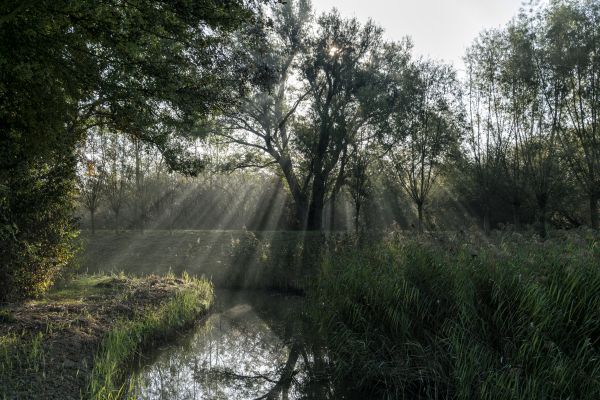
132,290,332,400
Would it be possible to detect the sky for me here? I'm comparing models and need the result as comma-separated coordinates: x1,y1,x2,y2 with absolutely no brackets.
312,0,527,70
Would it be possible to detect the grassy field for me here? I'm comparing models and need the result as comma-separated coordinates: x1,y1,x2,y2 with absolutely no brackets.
310,230,600,399
0,274,212,399
78,229,330,291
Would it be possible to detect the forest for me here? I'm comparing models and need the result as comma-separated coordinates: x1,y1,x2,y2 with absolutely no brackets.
1,0,599,399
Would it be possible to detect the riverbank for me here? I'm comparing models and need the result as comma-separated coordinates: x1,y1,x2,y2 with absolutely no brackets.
0,274,213,399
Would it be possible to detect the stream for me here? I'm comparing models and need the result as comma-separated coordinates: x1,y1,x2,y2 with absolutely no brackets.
132,290,332,400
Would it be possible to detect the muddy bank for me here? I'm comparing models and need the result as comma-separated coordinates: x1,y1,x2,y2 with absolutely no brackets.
0,275,212,399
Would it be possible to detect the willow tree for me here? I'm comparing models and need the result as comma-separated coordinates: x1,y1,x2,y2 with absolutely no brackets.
217,0,314,228
548,0,600,229
301,11,389,230
498,15,564,238
464,30,512,234
218,1,396,230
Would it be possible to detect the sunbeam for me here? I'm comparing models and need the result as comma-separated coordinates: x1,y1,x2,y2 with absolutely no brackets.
4,0,598,398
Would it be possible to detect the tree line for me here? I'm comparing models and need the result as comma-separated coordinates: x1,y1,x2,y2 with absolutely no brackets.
2,0,599,299
197,0,600,235
76,130,292,232
78,0,600,236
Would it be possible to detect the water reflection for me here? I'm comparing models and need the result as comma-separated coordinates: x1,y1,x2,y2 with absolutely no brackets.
134,291,331,400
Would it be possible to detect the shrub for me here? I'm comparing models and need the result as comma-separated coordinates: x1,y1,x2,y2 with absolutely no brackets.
0,153,79,301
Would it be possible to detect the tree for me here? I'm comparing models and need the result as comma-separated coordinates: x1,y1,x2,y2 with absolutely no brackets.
383,60,462,233
102,132,132,232
464,30,514,234
78,131,107,234
496,15,564,238
548,1,600,229
300,11,387,230
0,0,267,300
346,139,376,233
218,0,313,228
498,20,537,230
218,1,394,230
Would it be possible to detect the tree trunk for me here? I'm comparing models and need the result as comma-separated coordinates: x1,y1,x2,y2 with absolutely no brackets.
483,206,490,235
292,200,308,230
307,175,326,231
329,192,336,231
134,137,143,233
355,200,361,234
328,146,348,232
590,192,599,230
512,201,520,230
417,202,424,233
276,155,308,230
536,192,548,239
90,209,95,235
307,201,324,231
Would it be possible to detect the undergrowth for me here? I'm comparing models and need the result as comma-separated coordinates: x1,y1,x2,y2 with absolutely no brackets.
0,331,46,398
312,233,600,399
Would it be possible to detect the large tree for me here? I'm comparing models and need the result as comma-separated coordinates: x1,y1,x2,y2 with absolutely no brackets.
0,0,266,299
499,14,564,238
547,0,600,229
464,30,519,234
218,1,404,230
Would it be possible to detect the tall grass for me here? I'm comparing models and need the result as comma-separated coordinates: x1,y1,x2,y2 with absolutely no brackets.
88,278,213,400
0,331,46,397
311,234,600,399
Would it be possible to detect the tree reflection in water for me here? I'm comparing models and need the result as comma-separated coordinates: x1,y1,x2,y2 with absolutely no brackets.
134,291,332,400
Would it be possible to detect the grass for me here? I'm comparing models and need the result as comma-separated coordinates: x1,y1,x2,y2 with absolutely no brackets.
79,229,329,291
310,231,600,399
88,274,212,399
39,275,122,304
0,309,16,323
0,273,213,400
7,229,597,398
0,331,46,396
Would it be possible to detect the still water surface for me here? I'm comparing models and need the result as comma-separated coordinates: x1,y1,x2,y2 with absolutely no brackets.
133,290,331,400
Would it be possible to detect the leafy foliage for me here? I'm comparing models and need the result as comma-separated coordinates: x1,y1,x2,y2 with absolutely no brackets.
0,0,266,300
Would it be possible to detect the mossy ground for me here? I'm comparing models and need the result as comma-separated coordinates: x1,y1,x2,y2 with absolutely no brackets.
0,274,212,399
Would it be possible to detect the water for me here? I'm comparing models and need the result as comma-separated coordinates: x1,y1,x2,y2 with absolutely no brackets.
133,290,331,400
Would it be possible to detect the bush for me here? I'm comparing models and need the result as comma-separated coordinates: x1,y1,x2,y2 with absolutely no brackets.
0,152,79,301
